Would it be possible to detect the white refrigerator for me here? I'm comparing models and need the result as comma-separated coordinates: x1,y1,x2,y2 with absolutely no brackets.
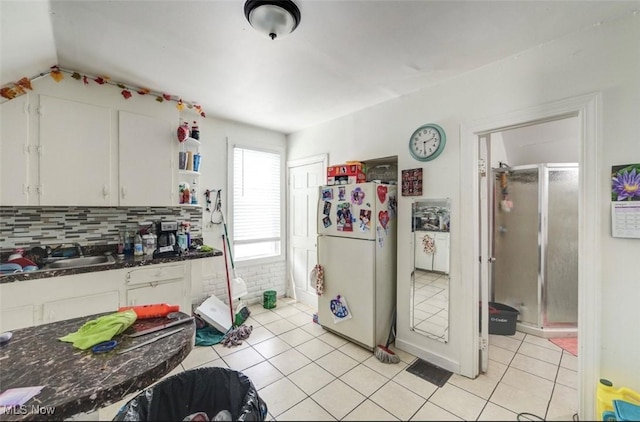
316,182,397,350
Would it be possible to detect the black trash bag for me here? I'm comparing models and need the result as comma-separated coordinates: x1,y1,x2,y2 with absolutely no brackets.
113,367,268,421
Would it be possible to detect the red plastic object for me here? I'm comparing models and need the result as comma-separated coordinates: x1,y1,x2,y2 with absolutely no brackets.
118,303,179,319
7,257,37,268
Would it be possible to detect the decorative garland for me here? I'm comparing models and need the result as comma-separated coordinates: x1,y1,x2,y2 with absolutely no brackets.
0,65,206,117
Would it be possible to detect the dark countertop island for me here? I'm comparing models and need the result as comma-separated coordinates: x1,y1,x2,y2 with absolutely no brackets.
0,249,222,284
0,312,195,421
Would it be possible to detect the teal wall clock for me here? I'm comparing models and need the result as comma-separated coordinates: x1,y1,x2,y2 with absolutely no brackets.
409,123,446,162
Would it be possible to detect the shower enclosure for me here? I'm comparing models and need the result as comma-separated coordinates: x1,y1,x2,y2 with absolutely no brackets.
492,163,578,337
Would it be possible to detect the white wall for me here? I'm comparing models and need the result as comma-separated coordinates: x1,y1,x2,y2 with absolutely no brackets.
289,13,640,391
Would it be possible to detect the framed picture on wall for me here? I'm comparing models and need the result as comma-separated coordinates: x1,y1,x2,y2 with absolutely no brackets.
611,163,640,201
402,168,423,196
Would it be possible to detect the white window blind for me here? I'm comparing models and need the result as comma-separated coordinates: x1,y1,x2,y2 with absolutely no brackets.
233,147,282,260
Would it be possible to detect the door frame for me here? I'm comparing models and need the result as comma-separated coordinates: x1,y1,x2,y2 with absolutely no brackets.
460,93,601,420
286,154,328,300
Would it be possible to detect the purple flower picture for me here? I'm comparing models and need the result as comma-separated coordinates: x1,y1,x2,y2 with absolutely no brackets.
611,164,640,201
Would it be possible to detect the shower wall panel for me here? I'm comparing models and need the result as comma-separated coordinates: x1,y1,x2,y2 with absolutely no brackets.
545,168,579,325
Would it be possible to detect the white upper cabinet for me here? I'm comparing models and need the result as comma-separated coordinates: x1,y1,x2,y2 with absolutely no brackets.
39,95,112,205
1,95,31,205
118,111,174,206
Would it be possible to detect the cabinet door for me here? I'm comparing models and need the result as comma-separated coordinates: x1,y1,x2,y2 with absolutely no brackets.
119,111,174,206
433,233,450,274
42,291,120,324
1,95,30,205
126,280,185,309
39,95,112,205
0,305,35,331
415,231,434,270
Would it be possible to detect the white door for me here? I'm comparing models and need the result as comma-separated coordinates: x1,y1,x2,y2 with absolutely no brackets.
478,137,491,373
287,155,327,309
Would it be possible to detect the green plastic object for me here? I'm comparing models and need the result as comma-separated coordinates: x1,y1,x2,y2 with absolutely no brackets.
263,290,277,309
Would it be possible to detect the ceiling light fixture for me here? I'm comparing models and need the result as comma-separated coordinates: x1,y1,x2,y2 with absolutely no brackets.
244,0,301,40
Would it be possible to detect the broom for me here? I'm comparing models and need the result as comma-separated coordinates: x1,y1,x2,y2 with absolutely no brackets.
375,308,400,364
221,234,252,347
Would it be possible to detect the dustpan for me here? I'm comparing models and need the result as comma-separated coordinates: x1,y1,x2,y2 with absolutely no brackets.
195,295,232,333
231,277,248,300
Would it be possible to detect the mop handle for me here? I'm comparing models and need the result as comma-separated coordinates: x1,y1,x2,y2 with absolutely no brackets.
221,234,235,325
223,221,236,270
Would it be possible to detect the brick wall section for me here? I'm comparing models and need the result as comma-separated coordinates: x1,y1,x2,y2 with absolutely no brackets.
200,260,287,307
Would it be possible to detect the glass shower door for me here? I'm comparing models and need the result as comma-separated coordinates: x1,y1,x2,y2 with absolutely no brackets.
493,167,540,326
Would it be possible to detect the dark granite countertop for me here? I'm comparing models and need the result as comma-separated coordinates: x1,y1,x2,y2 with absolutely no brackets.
0,249,222,284
0,312,195,421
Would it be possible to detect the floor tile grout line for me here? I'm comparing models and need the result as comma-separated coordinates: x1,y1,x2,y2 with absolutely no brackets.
103,302,579,421
482,333,526,418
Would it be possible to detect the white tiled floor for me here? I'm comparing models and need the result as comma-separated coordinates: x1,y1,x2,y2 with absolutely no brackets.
98,299,578,421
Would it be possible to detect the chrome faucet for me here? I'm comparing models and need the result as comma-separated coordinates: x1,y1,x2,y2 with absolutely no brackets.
73,243,84,257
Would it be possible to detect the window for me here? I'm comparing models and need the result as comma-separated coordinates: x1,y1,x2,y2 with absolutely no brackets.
232,146,282,261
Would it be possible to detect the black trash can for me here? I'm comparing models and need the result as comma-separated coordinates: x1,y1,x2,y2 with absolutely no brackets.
113,367,268,421
487,302,519,335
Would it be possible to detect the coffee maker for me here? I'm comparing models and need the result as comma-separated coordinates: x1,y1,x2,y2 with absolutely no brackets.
154,221,181,258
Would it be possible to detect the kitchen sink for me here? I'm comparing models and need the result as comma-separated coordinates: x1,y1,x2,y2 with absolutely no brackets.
44,255,116,269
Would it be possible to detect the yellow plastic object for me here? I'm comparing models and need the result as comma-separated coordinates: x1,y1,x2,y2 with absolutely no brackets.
596,379,640,421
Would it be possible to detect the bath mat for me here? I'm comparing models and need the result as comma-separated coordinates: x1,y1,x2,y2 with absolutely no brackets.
406,358,453,387
549,337,578,356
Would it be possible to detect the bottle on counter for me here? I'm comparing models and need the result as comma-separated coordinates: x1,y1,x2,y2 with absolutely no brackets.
134,232,144,256
141,229,156,257
183,221,192,249
124,231,134,256
117,232,125,254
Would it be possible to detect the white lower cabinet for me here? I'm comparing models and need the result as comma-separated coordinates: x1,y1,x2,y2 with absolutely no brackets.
432,232,450,274
42,291,120,324
1,305,35,332
126,281,184,308
0,261,192,329
125,262,190,314
415,231,434,271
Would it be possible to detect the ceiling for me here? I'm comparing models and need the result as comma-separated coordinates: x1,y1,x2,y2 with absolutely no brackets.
1,1,638,134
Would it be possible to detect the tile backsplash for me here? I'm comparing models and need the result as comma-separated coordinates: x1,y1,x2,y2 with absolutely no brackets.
1,206,202,249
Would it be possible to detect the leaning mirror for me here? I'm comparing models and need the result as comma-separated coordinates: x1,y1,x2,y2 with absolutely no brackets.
410,198,451,343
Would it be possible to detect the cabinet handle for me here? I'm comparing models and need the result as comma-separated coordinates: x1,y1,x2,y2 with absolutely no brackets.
103,185,109,198
121,186,126,199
